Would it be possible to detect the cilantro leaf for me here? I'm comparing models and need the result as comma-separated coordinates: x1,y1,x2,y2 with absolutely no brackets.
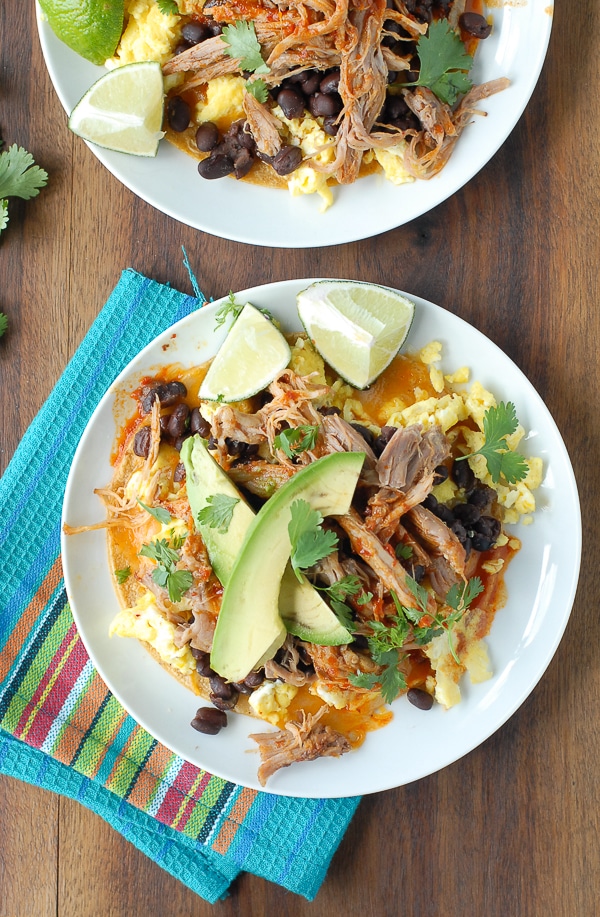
139,538,180,568
403,576,430,616
395,542,413,561
214,291,244,329
166,569,194,603
0,312,7,338
288,499,338,580
274,424,319,459
348,671,379,691
0,144,48,200
328,598,355,632
458,402,529,484
156,0,179,13
348,649,406,705
446,577,484,615
114,566,131,585
246,78,269,103
414,20,473,106
222,21,269,74
137,499,172,525
197,494,240,534
0,199,8,233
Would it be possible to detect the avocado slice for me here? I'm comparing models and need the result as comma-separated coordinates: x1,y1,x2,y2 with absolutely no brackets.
210,451,365,683
181,436,355,647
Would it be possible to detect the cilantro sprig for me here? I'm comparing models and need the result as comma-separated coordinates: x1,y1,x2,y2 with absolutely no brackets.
457,402,529,484
156,0,179,14
197,494,240,534
139,536,193,603
412,20,474,106
288,499,338,581
114,566,131,585
274,424,319,460
137,499,172,525
0,143,48,237
314,575,372,631
0,313,7,339
214,291,274,329
222,21,269,74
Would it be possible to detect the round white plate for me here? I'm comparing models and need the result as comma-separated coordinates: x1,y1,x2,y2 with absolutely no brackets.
38,4,552,248
61,278,580,797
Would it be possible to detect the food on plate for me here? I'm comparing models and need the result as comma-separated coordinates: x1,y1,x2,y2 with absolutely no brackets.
65,285,542,785
45,0,509,209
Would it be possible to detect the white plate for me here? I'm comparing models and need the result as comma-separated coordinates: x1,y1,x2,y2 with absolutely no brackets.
61,278,580,797
37,4,552,248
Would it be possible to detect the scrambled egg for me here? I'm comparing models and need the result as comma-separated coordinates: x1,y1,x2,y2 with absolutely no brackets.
248,681,298,724
195,76,246,125
110,591,196,676
368,144,415,187
425,629,492,709
273,107,335,211
107,0,181,68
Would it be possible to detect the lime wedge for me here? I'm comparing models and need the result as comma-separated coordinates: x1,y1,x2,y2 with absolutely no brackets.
68,62,165,157
39,0,125,66
296,280,415,389
200,303,291,402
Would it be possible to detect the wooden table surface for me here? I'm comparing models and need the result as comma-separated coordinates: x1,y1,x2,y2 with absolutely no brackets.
1,1,598,914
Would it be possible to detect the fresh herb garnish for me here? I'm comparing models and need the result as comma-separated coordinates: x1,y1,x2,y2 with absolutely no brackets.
114,566,131,585
139,537,193,603
222,21,269,74
0,143,48,237
457,402,528,484
246,78,269,103
156,0,179,14
274,424,319,459
197,494,240,534
215,292,244,328
0,312,7,338
137,499,172,525
395,542,413,561
288,499,338,581
413,20,473,106
315,575,371,631
404,574,484,664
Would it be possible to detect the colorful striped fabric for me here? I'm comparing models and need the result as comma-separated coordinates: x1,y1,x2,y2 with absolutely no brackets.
0,269,360,902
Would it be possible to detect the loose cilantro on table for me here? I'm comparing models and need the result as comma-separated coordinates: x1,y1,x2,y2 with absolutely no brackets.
137,499,172,525
288,499,338,581
413,20,474,106
222,21,269,74
274,424,320,459
139,536,193,603
0,143,48,237
0,312,7,339
457,402,529,484
197,494,240,534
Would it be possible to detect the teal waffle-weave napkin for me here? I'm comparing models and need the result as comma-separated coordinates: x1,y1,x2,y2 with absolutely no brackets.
0,268,360,902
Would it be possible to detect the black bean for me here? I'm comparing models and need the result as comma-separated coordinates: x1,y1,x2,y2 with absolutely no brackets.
319,405,341,416
173,434,189,452
195,122,219,152
298,70,321,95
233,680,254,695
459,11,492,39
422,493,438,512
181,20,211,44
173,462,186,483
192,650,214,678
133,426,152,458
309,92,342,118
351,634,369,651
167,402,190,439
243,670,265,689
467,485,495,510
167,95,191,133
271,144,303,176
387,70,398,84
433,464,449,485
434,503,455,525
350,422,375,447
209,673,234,700
277,87,305,119
191,707,227,735
450,520,468,543
451,458,475,490
407,688,433,710
322,115,340,136
373,425,397,455
233,147,255,180
210,691,239,711
471,532,495,552
319,69,340,94
141,380,187,413
198,153,235,180
385,94,410,121
474,515,501,542
452,502,481,527
190,407,212,437
410,563,425,584
207,21,222,36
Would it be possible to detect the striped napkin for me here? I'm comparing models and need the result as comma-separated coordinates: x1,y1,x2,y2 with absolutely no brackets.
0,268,360,902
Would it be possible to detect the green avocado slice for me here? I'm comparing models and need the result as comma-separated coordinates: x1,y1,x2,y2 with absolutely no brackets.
181,436,356,652
209,450,365,683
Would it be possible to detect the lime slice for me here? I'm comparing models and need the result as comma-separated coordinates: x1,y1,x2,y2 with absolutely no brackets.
296,280,415,389
39,0,125,66
200,303,291,402
68,62,165,157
